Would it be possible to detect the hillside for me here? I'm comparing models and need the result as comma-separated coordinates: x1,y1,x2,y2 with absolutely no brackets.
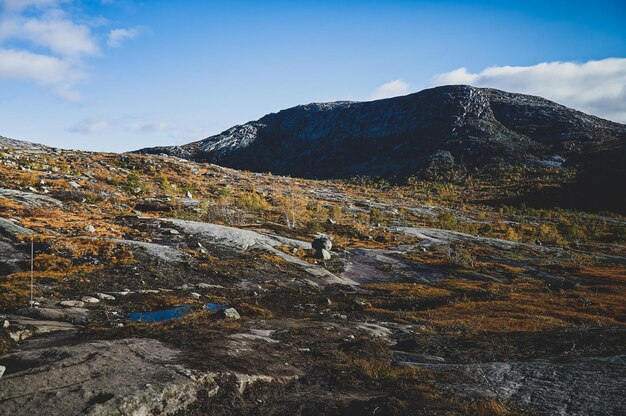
136,85,626,212
0,145,624,415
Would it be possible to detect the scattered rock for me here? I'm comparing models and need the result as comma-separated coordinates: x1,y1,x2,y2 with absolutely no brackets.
83,225,96,233
217,307,241,320
96,293,116,301
59,300,85,308
81,296,100,304
312,234,332,259
312,234,332,251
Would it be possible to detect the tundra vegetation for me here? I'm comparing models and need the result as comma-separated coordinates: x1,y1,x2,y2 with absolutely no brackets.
0,146,624,415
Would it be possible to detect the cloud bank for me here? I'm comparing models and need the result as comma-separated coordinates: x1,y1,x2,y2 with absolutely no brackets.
68,118,108,134
370,79,409,100
107,27,139,48
0,0,143,101
431,58,626,123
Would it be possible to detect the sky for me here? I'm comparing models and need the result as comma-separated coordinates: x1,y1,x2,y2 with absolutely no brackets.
0,0,625,152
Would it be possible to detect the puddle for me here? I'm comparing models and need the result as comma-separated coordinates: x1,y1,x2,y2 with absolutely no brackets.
127,303,229,322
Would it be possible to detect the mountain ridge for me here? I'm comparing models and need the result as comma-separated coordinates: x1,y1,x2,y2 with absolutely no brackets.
135,85,625,180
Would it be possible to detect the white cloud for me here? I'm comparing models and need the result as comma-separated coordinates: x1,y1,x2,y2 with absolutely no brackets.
0,0,139,101
431,58,626,123
107,27,139,48
0,0,67,11
126,120,170,133
0,48,83,99
68,118,108,134
370,79,410,100
0,48,73,83
0,1,98,101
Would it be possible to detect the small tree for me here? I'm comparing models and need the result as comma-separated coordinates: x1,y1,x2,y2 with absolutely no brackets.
278,188,307,229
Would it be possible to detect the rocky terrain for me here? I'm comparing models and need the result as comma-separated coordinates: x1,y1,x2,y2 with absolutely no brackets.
0,136,625,415
137,85,626,212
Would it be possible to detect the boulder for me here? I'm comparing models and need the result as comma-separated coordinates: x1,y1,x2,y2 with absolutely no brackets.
312,235,332,252
316,249,331,260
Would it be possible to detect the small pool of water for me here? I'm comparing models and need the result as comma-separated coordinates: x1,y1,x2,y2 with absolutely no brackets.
127,303,229,322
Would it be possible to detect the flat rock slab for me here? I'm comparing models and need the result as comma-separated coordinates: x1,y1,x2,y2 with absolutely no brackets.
0,188,63,208
391,226,560,253
17,306,90,324
163,218,311,251
162,218,354,285
341,248,446,284
0,217,35,238
110,238,189,264
431,355,626,416
0,338,218,416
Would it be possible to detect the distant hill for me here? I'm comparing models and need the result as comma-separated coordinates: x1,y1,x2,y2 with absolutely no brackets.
135,85,626,212
0,136,47,150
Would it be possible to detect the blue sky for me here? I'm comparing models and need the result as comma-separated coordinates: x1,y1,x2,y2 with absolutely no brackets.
0,0,625,152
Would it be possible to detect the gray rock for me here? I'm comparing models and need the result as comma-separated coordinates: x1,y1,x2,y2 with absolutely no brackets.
0,188,63,208
0,217,36,238
218,307,241,320
312,234,332,252
59,300,85,308
19,306,90,324
95,293,116,301
81,296,100,304
83,225,96,233
316,248,331,260
0,338,220,416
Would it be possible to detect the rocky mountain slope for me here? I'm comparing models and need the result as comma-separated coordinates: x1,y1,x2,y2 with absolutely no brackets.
0,145,624,415
136,85,626,176
0,136,46,150
136,85,626,212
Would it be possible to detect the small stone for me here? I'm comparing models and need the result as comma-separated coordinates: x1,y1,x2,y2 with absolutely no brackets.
96,293,116,301
81,296,100,304
217,307,241,320
190,292,201,299
83,225,96,233
59,300,85,308
169,229,180,235
69,181,81,189
2,320,9,328
0,365,5,380
185,190,193,198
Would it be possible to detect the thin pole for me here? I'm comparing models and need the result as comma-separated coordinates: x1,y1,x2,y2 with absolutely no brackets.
30,239,34,308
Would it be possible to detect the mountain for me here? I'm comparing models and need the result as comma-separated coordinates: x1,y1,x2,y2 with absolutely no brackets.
136,85,626,212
